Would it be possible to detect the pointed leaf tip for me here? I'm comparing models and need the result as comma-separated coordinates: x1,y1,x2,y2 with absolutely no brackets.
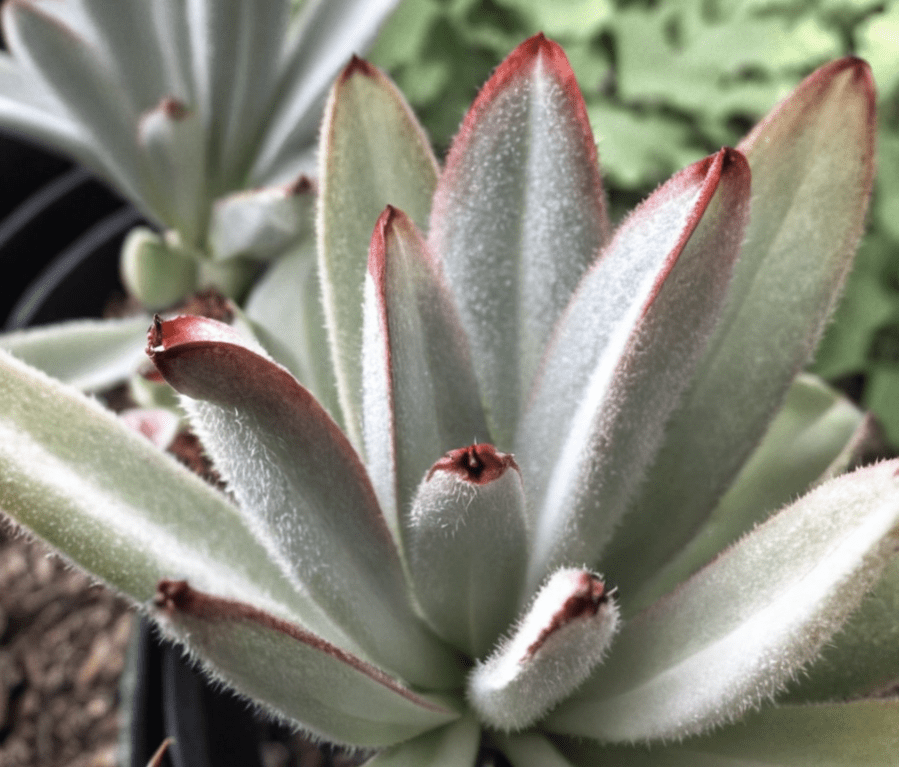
467,568,620,731
154,579,453,714
638,147,749,318
739,56,876,158
485,33,575,100
341,54,379,82
153,580,459,747
427,443,519,485
432,31,608,446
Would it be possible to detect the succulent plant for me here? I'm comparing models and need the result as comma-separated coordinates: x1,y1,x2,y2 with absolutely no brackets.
0,0,399,307
2,33,898,765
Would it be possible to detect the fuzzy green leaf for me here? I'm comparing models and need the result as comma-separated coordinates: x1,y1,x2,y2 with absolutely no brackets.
561,701,899,765
602,56,877,596
243,237,340,421
0,316,150,391
784,555,899,702
3,0,148,209
0,349,344,641
250,0,403,184
317,57,439,450
155,581,459,749
149,316,462,689
404,445,526,658
361,207,489,534
628,374,867,614
547,461,899,743
518,148,749,591
429,34,609,448
209,178,315,262
363,712,480,766
184,0,285,188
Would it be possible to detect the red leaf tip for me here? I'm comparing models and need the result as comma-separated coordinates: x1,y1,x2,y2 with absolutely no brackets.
157,96,189,120
524,572,610,659
427,443,519,485
341,54,378,82
284,174,315,196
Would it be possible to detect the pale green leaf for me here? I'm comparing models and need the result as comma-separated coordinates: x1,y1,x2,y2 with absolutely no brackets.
784,555,899,703
364,712,480,766
361,207,488,537
137,98,207,246
429,35,609,448
120,228,199,309
3,0,149,210
317,58,439,450
0,315,151,391
243,238,341,421
628,374,866,614
0,53,95,167
80,0,171,112
518,149,749,592
149,316,462,689
157,582,459,749
209,180,315,263
404,445,526,658
548,461,899,742
0,349,344,644
499,733,576,767
562,701,899,765
251,0,402,184
603,57,877,596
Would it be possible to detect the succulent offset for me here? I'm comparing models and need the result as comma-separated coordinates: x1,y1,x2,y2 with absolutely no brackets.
2,31,899,766
0,0,398,307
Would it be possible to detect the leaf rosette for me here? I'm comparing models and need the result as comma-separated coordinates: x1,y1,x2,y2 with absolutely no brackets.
2,33,898,766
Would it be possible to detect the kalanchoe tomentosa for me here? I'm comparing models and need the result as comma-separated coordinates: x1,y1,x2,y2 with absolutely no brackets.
0,0,399,306
2,34,898,765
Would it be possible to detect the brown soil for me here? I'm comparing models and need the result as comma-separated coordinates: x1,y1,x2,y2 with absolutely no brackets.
0,529,132,767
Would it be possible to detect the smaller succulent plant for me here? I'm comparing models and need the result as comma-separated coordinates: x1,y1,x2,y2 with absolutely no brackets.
0,0,398,306
2,33,898,766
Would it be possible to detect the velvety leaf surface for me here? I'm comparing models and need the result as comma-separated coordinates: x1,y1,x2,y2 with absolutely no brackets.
81,0,171,112
149,316,461,689
602,56,877,595
250,0,402,184
363,712,480,766
783,555,899,702
518,148,749,591
243,237,340,421
429,33,609,448
3,0,148,208
404,445,526,658
209,178,315,262
138,97,206,245
361,207,489,532
155,581,459,749
184,0,284,189
547,461,899,743
499,733,577,767
628,374,866,614
0,349,346,642
318,57,439,450
561,701,899,765
0,315,150,391
0,52,93,165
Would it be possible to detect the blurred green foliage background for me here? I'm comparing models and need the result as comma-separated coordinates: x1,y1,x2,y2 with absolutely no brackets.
368,0,899,448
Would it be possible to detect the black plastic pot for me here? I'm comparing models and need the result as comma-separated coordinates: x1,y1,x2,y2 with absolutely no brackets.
127,619,265,767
